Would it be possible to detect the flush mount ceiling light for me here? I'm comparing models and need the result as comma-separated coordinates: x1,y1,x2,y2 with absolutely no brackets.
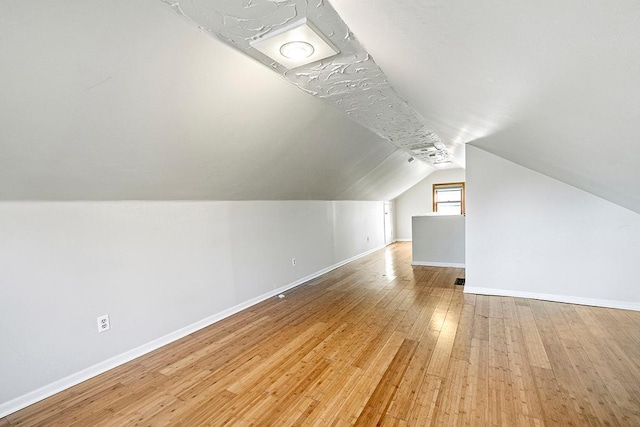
280,41,314,59
250,19,339,69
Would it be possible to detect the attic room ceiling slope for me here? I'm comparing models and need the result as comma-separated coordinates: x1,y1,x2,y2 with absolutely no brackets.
161,0,460,167
329,0,640,213
0,0,434,201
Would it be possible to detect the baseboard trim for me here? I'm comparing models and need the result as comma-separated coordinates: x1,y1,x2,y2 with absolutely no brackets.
0,244,386,418
395,238,412,242
464,286,640,312
412,261,465,268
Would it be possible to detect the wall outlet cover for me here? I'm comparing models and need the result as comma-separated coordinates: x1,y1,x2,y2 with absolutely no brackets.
97,315,110,332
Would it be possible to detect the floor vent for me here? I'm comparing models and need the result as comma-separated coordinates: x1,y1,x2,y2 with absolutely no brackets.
455,278,465,286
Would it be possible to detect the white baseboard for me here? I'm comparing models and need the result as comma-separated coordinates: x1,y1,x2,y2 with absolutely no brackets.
395,238,412,242
412,261,465,268
464,286,640,312
0,244,386,418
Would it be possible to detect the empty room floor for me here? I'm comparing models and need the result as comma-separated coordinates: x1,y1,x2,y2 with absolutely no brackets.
2,242,640,426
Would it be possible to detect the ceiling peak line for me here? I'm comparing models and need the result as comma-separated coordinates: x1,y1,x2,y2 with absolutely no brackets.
162,0,455,166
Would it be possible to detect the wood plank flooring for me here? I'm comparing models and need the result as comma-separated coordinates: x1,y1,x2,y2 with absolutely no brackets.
3,242,640,426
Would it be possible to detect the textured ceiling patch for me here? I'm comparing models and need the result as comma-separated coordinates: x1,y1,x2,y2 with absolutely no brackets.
162,0,453,165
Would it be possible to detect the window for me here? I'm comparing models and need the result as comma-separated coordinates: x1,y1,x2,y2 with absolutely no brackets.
433,182,465,215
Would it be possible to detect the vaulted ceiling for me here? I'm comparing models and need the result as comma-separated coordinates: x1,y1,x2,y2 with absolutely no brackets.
330,0,640,212
1,0,639,210
0,0,434,201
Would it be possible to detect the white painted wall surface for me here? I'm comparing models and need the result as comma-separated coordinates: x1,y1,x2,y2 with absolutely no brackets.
393,169,466,240
412,215,465,267
465,145,640,311
0,200,385,412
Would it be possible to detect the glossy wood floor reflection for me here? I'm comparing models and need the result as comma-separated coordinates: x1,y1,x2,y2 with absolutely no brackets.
4,243,640,426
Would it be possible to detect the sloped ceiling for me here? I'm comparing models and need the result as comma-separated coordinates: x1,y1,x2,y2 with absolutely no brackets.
0,0,433,201
330,0,640,213
3,1,639,209
164,0,458,167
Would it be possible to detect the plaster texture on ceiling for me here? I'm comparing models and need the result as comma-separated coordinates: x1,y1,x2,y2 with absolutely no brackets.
162,0,455,166
329,0,640,213
0,0,434,201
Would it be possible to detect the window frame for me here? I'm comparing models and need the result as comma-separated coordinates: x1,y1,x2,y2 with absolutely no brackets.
432,182,465,215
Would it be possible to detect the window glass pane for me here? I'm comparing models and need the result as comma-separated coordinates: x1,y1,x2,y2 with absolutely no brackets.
437,202,461,215
436,188,461,202
433,182,465,215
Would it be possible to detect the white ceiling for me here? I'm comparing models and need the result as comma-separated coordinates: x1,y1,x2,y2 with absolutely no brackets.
0,0,433,201
2,0,640,210
331,0,640,213
165,0,457,166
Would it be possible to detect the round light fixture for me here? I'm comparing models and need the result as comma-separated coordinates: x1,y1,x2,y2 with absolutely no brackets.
279,41,314,60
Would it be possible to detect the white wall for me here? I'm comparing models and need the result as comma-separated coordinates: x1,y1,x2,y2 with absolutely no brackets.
465,145,640,311
0,200,385,413
393,168,466,240
412,215,465,267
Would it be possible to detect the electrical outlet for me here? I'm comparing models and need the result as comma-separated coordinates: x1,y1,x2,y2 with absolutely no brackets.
291,257,296,267
97,314,110,333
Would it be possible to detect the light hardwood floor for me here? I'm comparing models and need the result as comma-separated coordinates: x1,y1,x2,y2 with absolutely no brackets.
3,242,640,426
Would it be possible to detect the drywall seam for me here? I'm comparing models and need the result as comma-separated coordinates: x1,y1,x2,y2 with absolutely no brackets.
0,243,386,418
412,261,465,268
464,286,640,312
